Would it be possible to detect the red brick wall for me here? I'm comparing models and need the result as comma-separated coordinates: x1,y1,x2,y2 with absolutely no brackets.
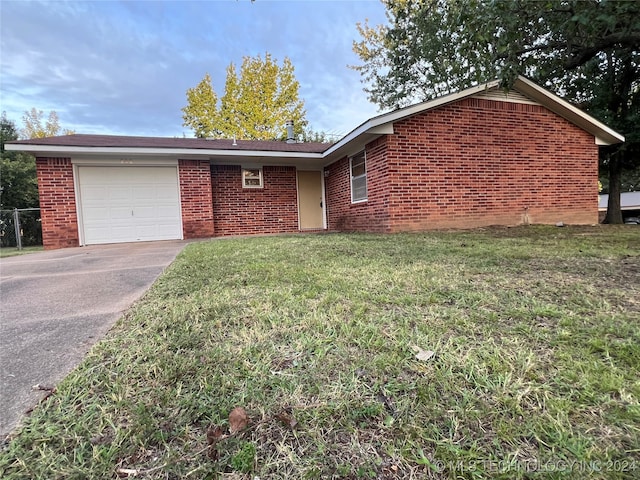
178,159,214,238
35,157,79,249
325,136,391,232
211,165,299,236
386,98,599,230
325,97,599,232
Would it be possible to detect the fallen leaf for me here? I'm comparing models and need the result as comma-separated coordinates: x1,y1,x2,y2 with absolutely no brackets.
31,384,55,392
207,445,219,460
229,407,249,433
206,425,224,445
205,425,224,460
275,411,298,429
411,345,435,362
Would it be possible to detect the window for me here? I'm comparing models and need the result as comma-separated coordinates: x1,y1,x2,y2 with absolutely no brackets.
242,167,263,188
350,151,367,202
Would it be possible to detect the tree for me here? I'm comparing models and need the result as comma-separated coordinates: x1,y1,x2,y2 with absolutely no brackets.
0,112,39,209
22,108,75,138
353,0,640,223
181,73,220,139
182,54,308,140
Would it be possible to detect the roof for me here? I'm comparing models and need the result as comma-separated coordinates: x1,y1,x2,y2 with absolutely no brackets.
8,134,331,153
599,192,640,211
6,76,624,164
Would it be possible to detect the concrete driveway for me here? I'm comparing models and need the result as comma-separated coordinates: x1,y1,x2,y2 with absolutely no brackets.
0,240,188,440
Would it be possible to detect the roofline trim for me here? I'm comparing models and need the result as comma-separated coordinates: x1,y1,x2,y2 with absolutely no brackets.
3,144,325,159
513,76,625,145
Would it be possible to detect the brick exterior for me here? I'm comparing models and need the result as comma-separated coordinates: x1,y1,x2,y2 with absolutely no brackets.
178,159,214,238
35,157,80,250
325,97,599,232
325,137,391,232
211,165,299,236
33,96,601,249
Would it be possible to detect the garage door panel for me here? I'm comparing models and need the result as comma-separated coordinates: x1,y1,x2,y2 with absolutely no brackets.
108,187,132,202
78,166,183,245
82,206,109,216
111,206,133,218
134,206,154,218
82,186,108,203
133,186,161,201
157,206,181,218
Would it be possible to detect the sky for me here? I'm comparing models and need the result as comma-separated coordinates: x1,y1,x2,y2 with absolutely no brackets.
0,0,388,140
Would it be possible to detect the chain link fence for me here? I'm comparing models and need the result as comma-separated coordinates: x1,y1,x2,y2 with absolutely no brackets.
0,208,42,249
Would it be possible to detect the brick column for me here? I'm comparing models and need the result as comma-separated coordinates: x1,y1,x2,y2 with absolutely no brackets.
36,157,79,249
178,159,214,238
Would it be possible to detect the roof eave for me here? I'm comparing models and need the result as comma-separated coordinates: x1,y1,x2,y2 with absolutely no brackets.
513,77,625,145
3,144,325,159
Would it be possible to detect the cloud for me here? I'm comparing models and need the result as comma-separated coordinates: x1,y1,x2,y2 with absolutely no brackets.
0,0,387,138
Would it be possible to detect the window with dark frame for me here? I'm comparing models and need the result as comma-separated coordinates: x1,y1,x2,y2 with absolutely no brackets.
350,151,367,202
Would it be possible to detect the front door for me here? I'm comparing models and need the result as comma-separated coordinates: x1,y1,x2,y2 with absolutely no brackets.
297,170,324,230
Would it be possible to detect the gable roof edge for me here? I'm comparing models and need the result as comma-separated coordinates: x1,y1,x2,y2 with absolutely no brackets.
323,79,503,160
511,76,624,145
323,76,624,162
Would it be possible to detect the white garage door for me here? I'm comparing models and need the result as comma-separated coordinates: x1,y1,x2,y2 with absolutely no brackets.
78,166,182,245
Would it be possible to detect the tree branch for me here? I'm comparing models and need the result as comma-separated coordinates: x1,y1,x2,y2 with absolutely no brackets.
496,32,640,70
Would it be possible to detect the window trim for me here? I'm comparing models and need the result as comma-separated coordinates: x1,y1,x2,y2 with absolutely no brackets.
349,151,367,203
242,167,263,189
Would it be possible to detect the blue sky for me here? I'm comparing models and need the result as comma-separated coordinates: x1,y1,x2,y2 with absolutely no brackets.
0,0,387,139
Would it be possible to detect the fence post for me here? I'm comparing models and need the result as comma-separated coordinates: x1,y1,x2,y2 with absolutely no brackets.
13,208,22,250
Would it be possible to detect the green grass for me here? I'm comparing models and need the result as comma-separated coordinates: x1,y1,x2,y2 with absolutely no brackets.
1,226,639,479
0,246,43,258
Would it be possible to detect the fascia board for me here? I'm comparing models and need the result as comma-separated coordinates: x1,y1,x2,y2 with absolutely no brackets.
4,143,324,159
71,158,179,166
514,76,625,145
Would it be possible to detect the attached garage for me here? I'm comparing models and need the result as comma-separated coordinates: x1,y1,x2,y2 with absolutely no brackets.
76,165,183,245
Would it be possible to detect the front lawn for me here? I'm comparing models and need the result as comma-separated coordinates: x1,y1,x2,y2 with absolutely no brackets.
1,227,638,479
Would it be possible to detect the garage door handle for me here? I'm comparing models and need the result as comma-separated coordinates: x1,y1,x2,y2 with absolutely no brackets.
131,210,134,216
320,201,323,208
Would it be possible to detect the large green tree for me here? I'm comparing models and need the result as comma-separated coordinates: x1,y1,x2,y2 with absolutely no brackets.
1,109,75,209
353,0,640,223
0,112,39,209
182,54,308,140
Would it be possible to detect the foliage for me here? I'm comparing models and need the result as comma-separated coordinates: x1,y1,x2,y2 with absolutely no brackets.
181,73,219,139
21,108,74,139
1,228,638,479
230,441,256,473
353,0,640,220
300,128,333,143
0,113,38,209
182,54,308,140
601,164,640,193
1,109,76,210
